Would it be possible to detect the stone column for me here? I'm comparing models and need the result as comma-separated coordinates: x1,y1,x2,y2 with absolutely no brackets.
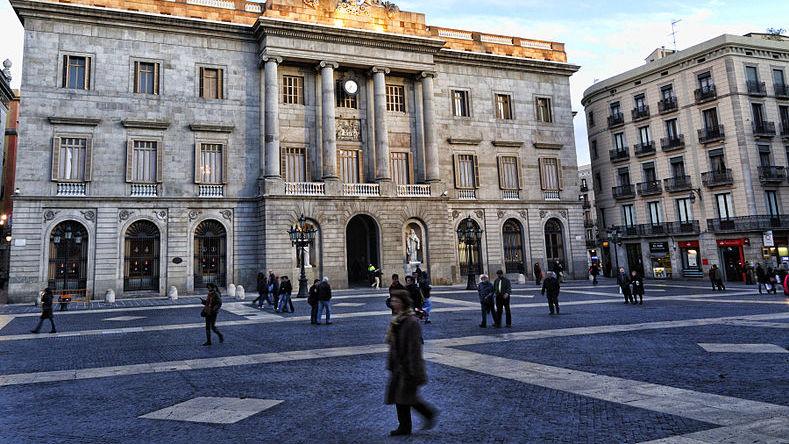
372,66,391,182
258,67,266,181
263,56,282,179
420,71,440,183
319,61,339,180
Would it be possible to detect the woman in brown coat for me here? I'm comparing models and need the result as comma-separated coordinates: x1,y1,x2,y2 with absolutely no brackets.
385,289,438,436
201,283,224,346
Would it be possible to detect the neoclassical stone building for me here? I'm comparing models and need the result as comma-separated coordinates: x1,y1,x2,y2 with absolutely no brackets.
8,0,583,301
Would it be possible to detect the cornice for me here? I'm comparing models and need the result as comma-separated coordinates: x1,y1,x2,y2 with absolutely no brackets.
48,116,101,126
189,123,235,133
533,142,563,150
121,119,171,130
491,140,524,148
447,137,482,145
435,50,580,76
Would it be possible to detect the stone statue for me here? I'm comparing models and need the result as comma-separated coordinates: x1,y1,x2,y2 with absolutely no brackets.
406,228,421,263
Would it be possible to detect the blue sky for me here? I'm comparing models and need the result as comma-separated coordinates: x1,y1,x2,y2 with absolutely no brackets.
1,0,787,164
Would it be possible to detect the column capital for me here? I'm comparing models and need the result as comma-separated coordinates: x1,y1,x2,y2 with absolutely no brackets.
318,60,339,70
370,66,391,75
419,71,437,79
260,54,283,66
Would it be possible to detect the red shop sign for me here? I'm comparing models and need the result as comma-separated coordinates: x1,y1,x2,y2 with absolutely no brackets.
678,240,699,248
717,239,744,247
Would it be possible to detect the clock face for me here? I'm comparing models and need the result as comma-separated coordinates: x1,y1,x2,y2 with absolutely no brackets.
343,79,359,95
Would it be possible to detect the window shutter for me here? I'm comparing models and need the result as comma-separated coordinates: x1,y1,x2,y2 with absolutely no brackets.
194,142,202,184
155,141,163,183
538,158,546,190
304,149,310,181
125,139,134,182
358,150,364,183
452,154,459,188
221,143,228,184
84,137,93,181
153,63,160,95
218,69,224,99
497,157,504,190
62,55,68,88
199,67,204,98
52,137,61,181
473,155,480,189
516,157,522,190
84,56,91,90
557,159,563,190
133,61,139,93
280,150,286,181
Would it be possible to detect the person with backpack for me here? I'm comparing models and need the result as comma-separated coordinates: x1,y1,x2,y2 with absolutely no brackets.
308,279,320,325
30,288,56,334
477,274,495,327
277,276,293,313
630,270,644,305
200,283,224,346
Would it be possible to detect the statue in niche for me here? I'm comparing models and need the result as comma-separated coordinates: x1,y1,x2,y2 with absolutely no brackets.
406,228,421,263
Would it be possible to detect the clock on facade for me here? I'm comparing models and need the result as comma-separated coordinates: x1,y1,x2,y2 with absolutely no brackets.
343,79,359,96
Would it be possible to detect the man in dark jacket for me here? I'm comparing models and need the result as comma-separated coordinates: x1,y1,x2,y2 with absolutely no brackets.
541,271,561,315
617,267,632,303
493,270,513,328
709,265,725,291
308,279,320,324
533,262,542,286
317,277,332,325
756,263,767,294
477,274,495,327
589,263,600,285
31,288,56,334
201,283,224,346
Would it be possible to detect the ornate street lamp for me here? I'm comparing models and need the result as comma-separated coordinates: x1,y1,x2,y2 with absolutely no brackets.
456,217,483,290
288,214,317,298
607,226,622,271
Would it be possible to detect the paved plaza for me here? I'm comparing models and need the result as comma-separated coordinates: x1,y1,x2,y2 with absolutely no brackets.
1,279,788,443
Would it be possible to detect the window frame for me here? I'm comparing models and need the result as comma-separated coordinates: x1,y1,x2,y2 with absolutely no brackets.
132,59,161,95
715,192,734,219
622,204,635,227
390,150,413,185
126,136,164,184
676,198,693,222
282,74,305,105
197,64,225,100
60,53,93,91
194,138,228,185
494,93,514,120
497,155,521,190
538,157,563,191
51,132,93,182
450,89,471,118
535,96,553,123
386,84,406,113
454,153,480,189
280,146,308,182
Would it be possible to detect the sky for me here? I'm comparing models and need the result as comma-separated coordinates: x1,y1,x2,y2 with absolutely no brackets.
1,0,787,164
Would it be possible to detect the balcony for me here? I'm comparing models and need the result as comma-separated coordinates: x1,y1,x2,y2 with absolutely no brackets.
633,141,656,157
616,220,700,238
612,184,635,200
658,97,678,114
758,166,786,184
397,184,431,197
707,215,789,233
637,180,663,196
344,183,380,197
198,184,224,198
664,175,693,193
543,190,561,201
609,148,629,163
694,85,717,103
285,182,325,196
457,189,477,200
500,189,520,200
752,120,776,138
701,169,733,188
776,84,789,99
130,183,158,197
584,219,595,228
666,220,700,235
607,112,625,128
56,182,86,197
660,135,685,152
631,105,650,121
697,124,725,144
746,80,767,96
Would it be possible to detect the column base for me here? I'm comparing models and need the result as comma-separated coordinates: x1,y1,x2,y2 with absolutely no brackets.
428,181,447,198
262,176,285,196
323,178,343,197
377,179,395,197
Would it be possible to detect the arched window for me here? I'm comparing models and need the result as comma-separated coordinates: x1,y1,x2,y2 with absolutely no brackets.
124,220,160,292
194,220,227,288
48,221,88,298
503,219,525,274
545,218,566,271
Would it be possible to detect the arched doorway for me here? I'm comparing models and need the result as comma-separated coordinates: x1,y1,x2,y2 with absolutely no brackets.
503,219,525,274
544,218,566,271
457,219,483,276
194,220,227,288
124,220,160,292
346,215,379,285
48,220,88,297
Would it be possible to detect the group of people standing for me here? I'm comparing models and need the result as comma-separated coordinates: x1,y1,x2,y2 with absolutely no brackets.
253,271,295,313
388,270,432,324
616,267,645,305
476,270,514,327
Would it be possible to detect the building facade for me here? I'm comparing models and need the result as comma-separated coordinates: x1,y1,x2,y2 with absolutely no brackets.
0,60,16,301
577,163,599,267
8,0,584,302
583,33,789,281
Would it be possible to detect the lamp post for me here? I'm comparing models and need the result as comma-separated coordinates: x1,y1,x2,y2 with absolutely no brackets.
456,217,483,290
608,226,621,271
287,214,316,299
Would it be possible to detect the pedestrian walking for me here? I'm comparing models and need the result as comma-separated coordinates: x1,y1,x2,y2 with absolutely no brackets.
617,267,633,304
756,263,767,294
405,275,424,320
744,262,754,285
477,274,494,327
709,265,725,291
554,260,565,283
200,283,224,346
267,271,278,306
30,288,56,334
533,262,542,286
276,276,293,313
370,264,382,290
417,272,432,324
385,289,438,436
308,279,320,325
541,271,561,315
368,263,377,287
493,270,512,328
253,272,267,308
387,273,406,311
589,263,600,286
630,270,644,305
317,276,332,325
767,266,777,294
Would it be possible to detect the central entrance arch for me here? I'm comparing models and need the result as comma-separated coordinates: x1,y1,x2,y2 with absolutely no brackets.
346,214,380,286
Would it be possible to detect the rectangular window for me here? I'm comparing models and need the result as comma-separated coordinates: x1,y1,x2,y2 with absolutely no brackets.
613,132,625,150
455,154,479,189
338,149,361,183
642,162,656,182
617,168,630,186
495,94,513,120
622,204,635,227
390,152,411,185
665,119,679,139
610,101,621,115
337,89,358,109
780,105,789,127
199,143,224,184
131,140,158,183
134,61,159,95
536,97,552,122
55,137,88,181
745,65,759,83
638,126,651,144
661,85,674,101
451,90,470,117
634,94,646,110
752,102,765,124
648,201,663,225
715,193,734,219
199,67,223,100
539,158,561,191
766,191,780,217
281,147,306,182
702,108,719,130
671,156,686,177
774,69,786,87
498,156,520,190
588,111,595,127
386,85,406,112
758,145,771,167
698,72,713,90
709,150,726,172
62,55,90,90
676,198,693,222
591,140,598,159
594,172,602,192
282,75,304,105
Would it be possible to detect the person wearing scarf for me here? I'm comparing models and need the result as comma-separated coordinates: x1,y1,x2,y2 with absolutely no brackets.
385,289,438,436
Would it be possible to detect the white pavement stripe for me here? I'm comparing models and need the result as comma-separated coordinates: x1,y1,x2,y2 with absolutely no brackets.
697,343,788,353
11,304,204,318
674,297,789,305
721,320,789,329
0,315,13,331
428,297,480,307
425,348,789,433
638,417,789,444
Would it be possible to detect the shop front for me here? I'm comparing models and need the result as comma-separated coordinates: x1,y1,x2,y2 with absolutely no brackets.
717,238,747,282
649,241,672,279
678,240,702,277
761,231,789,267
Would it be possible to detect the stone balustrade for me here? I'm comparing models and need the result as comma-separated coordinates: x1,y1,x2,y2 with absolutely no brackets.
130,184,158,197
56,182,87,197
396,184,431,197
285,182,326,196
343,183,380,197
199,184,225,198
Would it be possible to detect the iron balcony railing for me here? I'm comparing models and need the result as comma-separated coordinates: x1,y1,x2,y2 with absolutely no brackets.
695,84,717,103
631,105,650,121
698,124,725,143
584,219,595,228
637,180,662,196
707,215,789,233
776,84,789,98
746,80,767,96
702,169,733,187
658,96,678,113
608,112,625,128
617,220,700,238
752,120,776,137
758,166,786,183
612,184,636,200
660,134,685,151
609,148,630,163
664,175,693,192
633,141,656,157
